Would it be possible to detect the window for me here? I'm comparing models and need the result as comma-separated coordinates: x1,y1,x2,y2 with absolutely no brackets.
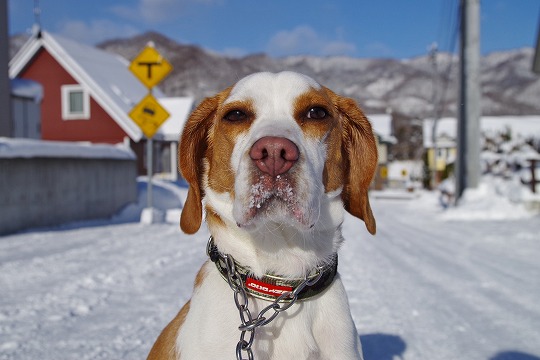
437,148,444,158
61,84,90,120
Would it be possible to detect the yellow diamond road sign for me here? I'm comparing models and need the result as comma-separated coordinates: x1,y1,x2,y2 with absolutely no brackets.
129,46,173,88
129,94,170,138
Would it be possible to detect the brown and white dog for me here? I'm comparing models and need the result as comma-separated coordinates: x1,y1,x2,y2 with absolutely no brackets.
147,71,378,360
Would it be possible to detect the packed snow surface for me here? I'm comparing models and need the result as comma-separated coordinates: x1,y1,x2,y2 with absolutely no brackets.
1,183,539,360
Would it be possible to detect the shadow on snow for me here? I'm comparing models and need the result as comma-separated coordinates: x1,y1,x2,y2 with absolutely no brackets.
489,351,540,360
360,333,406,360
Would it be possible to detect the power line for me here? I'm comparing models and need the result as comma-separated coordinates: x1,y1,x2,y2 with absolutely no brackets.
434,0,460,119
431,1,460,121
429,0,461,188
438,0,459,54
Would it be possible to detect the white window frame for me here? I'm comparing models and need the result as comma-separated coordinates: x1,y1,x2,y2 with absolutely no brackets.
61,84,90,120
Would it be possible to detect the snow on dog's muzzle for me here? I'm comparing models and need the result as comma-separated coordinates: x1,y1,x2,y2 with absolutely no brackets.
233,136,317,230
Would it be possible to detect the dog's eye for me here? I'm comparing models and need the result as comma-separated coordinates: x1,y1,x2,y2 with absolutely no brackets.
306,107,328,120
223,110,247,122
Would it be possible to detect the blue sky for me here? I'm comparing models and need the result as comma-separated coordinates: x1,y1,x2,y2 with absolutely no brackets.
8,0,540,59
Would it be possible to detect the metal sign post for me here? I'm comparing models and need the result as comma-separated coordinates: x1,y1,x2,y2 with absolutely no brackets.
147,137,153,209
128,42,173,223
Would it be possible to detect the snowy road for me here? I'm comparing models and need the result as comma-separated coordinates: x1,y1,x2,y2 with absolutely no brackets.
1,193,539,360
346,197,540,360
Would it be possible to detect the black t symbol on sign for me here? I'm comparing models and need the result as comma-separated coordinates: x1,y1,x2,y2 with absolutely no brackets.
138,61,161,79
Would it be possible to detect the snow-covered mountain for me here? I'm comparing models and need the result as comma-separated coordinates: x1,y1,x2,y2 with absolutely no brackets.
97,32,540,117
10,31,540,117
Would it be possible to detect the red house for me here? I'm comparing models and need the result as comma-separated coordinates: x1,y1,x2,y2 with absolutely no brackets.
9,31,193,176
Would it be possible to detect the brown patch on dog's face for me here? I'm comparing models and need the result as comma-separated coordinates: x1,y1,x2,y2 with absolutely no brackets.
322,122,345,193
292,88,345,194
207,100,256,197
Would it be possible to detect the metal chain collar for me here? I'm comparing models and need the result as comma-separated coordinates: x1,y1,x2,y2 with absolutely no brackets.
206,238,324,360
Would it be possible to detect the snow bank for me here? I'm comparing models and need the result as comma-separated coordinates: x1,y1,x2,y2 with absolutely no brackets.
114,177,186,224
0,137,135,160
406,175,539,220
439,177,535,221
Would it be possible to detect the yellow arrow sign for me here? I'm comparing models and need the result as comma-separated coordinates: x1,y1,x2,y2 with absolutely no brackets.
129,46,173,88
129,94,170,138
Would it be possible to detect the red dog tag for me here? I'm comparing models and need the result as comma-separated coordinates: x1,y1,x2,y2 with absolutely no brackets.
246,277,293,297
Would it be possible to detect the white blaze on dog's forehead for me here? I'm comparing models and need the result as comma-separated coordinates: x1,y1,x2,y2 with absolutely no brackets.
228,72,322,142
225,72,321,106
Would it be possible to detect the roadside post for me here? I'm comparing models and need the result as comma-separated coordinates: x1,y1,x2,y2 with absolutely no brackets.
128,42,173,223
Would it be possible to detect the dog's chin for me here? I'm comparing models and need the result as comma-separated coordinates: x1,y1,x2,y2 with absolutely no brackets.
234,197,315,231
233,172,318,231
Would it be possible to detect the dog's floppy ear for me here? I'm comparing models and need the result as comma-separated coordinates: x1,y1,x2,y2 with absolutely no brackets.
178,95,219,234
327,89,378,235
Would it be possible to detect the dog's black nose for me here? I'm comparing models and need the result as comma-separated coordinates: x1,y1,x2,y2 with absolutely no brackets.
249,137,299,177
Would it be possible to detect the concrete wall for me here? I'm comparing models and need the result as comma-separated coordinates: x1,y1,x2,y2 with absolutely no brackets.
0,157,137,235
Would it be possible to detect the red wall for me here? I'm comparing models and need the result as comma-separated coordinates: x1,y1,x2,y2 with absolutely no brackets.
20,49,128,144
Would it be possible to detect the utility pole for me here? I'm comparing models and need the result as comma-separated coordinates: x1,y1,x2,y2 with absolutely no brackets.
0,0,12,137
429,43,439,189
456,0,481,200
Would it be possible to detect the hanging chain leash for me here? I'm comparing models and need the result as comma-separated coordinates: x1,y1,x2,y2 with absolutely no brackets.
206,238,324,360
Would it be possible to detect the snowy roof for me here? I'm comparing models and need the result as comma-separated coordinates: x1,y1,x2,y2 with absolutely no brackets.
0,137,135,160
367,114,397,144
155,97,194,141
10,78,43,102
423,116,540,148
9,31,192,142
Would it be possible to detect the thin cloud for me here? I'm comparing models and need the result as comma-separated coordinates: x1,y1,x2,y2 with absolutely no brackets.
364,42,394,57
55,19,140,44
110,0,222,24
266,25,357,57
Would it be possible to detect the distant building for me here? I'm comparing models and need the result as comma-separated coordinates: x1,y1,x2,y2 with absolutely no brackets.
423,116,540,183
368,114,397,190
9,31,193,177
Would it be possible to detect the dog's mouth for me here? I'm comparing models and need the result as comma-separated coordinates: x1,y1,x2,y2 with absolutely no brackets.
235,172,314,229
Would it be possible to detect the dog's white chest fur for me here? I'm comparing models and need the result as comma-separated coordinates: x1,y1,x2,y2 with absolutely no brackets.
177,262,362,360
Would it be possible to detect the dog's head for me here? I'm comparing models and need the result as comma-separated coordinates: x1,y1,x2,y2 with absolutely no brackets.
179,71,377,237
